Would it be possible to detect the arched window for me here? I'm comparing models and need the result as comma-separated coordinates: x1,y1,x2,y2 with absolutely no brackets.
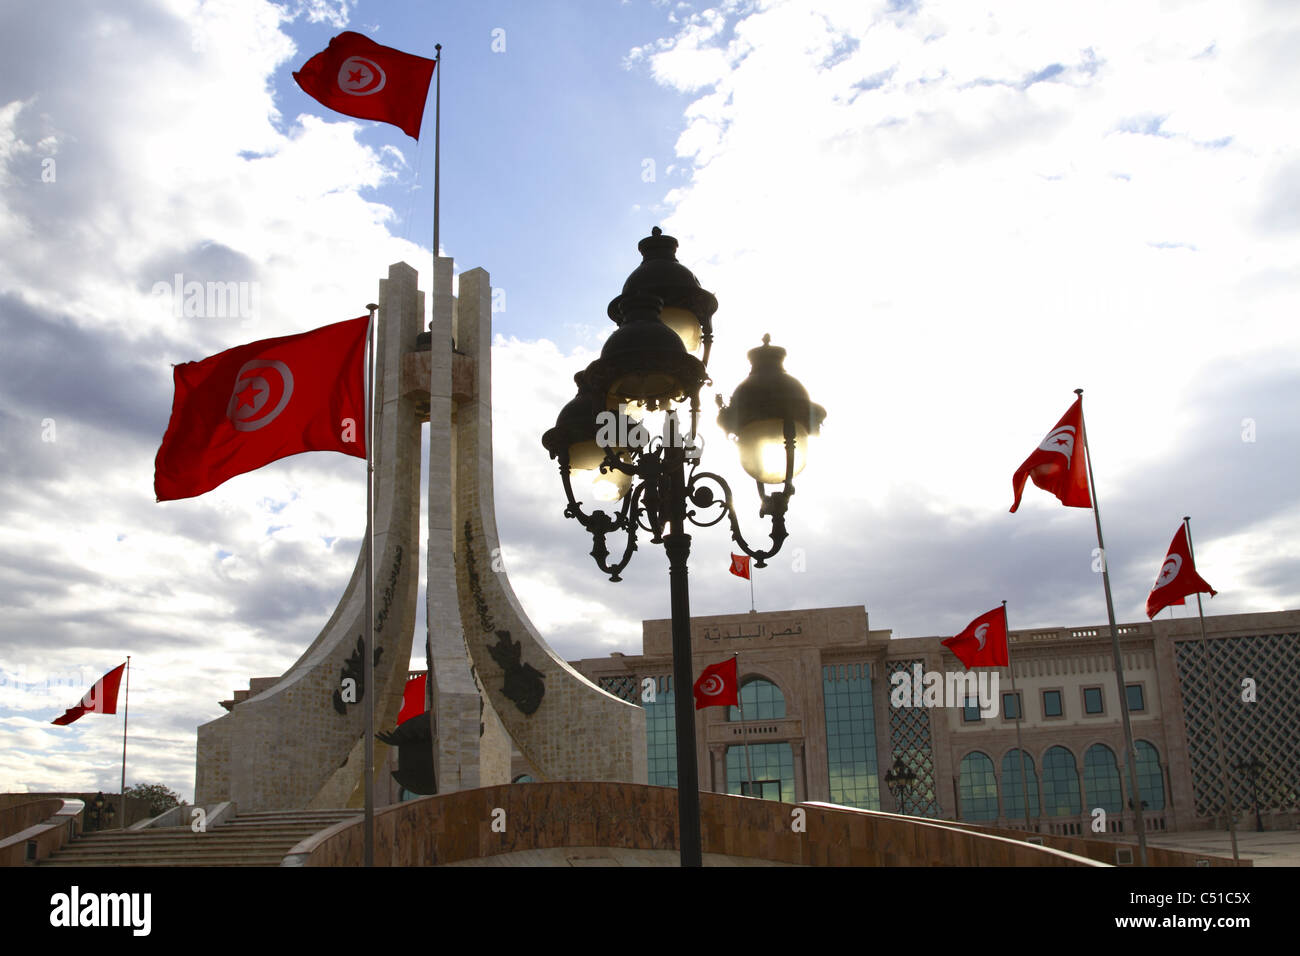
1041,746,1081,816
511,774,535,784
1001,749,1040,819
728,677,786,721
1136,740,1166,811
958,752,999,821
1083,744,1123,813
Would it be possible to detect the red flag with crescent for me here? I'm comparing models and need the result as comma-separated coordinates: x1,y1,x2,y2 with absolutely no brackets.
52,663,126,726
1146,524,1217,618
397,673,427,726
693,657,740,710
293,32,436,140
154,317,368,501
1010,396,1092,513
729,554,751,580
941,607,1008,670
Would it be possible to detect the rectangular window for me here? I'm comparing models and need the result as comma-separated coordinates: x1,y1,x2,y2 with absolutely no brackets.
1126,684,1145,712
1042,689,1063,718
1084,687,1104,715
963,698,982,723
1002,692,1021,720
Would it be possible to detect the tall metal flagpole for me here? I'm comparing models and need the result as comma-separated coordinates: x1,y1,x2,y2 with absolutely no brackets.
1002,603,1032,831
1075,388,1148,867
120,656,130,830
1184,516,1240,864
363,303,378,869
748,566,755,614
432,44,441,269
734,653,756,797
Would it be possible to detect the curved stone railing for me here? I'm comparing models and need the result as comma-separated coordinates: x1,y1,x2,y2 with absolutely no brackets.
931,816,1246,867
0,798,84,866
291,782,1104,867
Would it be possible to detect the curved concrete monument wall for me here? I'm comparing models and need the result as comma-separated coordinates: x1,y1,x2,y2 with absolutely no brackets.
195,263,424,810
198,258,645,810
450,268,647,784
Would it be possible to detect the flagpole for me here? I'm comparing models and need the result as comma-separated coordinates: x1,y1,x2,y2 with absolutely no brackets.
748,566,755,614
1075,388,1148,867
1184,516,1240,864
432,43,441,268
735,653,756,797
363,303,378,869
120,656,130,830
1002,603,1032,831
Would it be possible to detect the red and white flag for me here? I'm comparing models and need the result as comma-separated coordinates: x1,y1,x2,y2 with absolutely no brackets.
693,657,739,710
293,32,437,140
729,553,751,580
1010,396,1092,513
941,607,1008,670
154,317,368,501
52,663,126,726
396,673,427,726
1146,524,1217,619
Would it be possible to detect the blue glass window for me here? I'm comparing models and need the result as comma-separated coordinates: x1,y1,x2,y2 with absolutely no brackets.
963,697,982,723
1043,690,1063,717
1002,692,1021,720
1083,744,1123,813
958,752,999,821
728,677,786,721
1084,687,1104,715
1126,684,1145,712
1042,746,1081,816
1136,740,1165,811
1001,749,1040,819
727,742,795,803
643,676,676,787
823,663,879,809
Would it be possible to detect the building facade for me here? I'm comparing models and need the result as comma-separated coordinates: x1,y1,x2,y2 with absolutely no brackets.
568,605,1300,836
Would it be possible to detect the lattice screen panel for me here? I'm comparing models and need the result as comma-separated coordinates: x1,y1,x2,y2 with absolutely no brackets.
599,674,639,704
886,660,941,817
1174,633,1300,817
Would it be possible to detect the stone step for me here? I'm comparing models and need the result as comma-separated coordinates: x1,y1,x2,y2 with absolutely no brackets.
42,857,286,867
67,830,330,845
40,809,360,867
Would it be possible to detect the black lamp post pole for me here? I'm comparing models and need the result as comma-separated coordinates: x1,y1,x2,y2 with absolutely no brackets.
542,229,826,869
665,446,703,866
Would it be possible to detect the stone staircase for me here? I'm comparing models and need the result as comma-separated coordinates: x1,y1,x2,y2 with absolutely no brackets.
38,809,361,867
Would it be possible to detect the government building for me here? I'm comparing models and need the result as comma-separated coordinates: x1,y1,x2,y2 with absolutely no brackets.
556,605,1299,837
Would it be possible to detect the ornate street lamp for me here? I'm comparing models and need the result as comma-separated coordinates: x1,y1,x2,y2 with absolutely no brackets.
884,758,917,815
88,791,107,831
542,227,826,867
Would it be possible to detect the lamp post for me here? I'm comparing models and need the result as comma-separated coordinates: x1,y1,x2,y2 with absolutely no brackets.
884,758,917,816
1233,757,1266,832
542,228,826,868
88,791,106,831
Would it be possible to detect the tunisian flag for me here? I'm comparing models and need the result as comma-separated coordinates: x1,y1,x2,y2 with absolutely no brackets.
729,554,751,580
693,657,740,710
396,673,427,726
1146,525,1217,618
154,317,368,501
293,32,436,140
941,607,1009,670
52,663,126,726
1010,396,1092,513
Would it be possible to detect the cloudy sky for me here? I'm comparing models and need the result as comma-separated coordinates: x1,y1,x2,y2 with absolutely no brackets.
1,0,1297,801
